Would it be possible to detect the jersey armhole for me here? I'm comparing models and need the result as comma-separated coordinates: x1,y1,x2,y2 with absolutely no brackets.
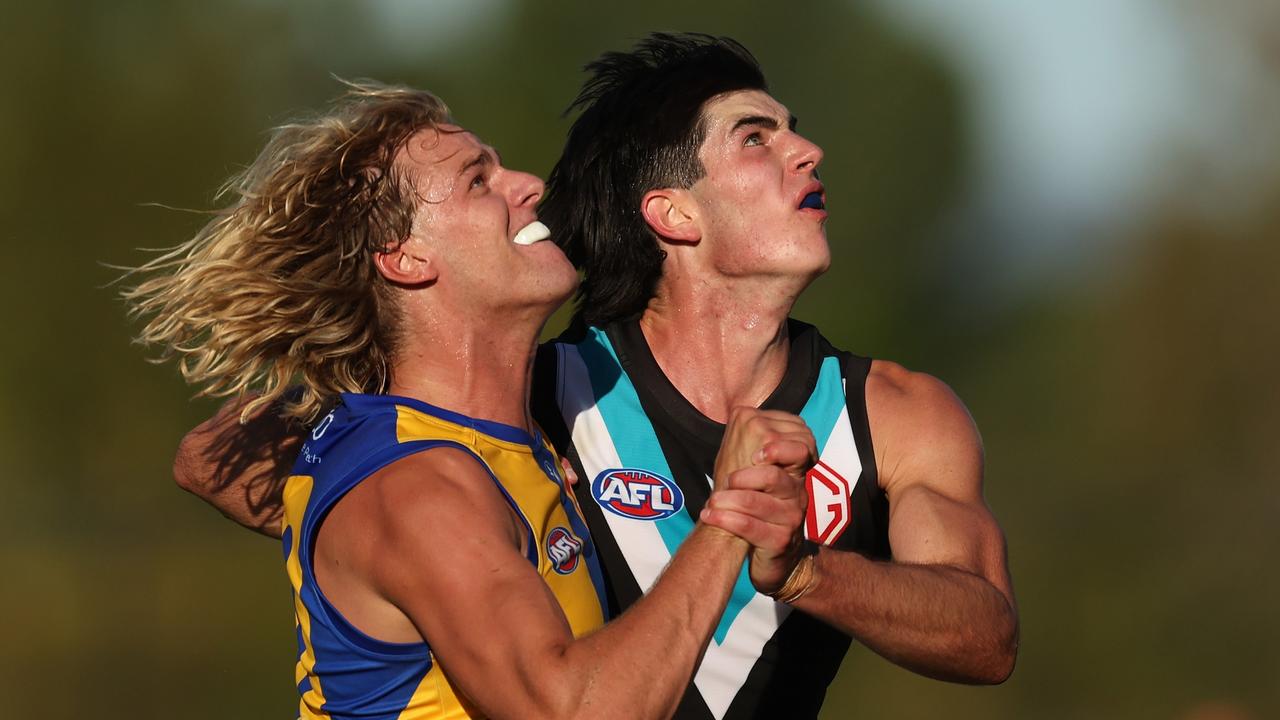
841,352,892,559
300,440,540,659
841,352,876,476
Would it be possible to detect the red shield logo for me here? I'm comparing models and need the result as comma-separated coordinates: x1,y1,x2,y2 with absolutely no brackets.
805,461,852,545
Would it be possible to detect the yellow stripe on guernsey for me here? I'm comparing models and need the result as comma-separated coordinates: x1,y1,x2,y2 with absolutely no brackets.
393,405,605,638
282,393,606,720
283,475,330,720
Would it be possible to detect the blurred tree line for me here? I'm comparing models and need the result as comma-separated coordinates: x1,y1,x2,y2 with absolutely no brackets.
0,1,1274,717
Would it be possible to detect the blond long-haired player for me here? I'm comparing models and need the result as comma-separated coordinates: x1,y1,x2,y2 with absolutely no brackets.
125,83,815,719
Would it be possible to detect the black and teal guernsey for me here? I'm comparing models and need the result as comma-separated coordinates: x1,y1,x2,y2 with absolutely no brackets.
532,319,891,720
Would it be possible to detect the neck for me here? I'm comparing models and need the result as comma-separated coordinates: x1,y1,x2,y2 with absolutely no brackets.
639,276,800,424
388,309,545,433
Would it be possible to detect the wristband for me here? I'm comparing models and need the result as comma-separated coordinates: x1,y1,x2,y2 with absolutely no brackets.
770,543,819,604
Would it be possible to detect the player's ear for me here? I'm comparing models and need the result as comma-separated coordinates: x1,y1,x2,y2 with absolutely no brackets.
641,188,701,245
374,237,438,285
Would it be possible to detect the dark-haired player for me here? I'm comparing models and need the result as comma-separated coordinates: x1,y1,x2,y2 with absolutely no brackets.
529,33,1017,718
174,35,1018,719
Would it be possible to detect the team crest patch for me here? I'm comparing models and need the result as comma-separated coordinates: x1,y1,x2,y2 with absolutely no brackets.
591,468,684,521
546,527,584,575
805,460,852,545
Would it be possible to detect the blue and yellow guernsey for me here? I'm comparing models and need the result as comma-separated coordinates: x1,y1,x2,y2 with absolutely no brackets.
281,393,608,719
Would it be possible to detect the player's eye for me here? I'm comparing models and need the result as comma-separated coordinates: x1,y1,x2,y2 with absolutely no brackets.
469,173,487,190
743,132,763,147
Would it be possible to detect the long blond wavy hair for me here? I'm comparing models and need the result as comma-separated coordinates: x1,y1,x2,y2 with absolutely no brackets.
123,80,451,423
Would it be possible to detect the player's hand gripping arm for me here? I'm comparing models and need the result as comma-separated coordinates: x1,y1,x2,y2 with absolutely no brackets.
701,407,816,594
173,395,297,538
324,408,812,720
776,363,1018,684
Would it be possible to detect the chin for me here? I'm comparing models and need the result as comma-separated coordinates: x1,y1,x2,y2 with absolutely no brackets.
534,260,580,309
797,235,831,275
779,239,830,277
544,269,576,300
811,250,832,276
547,251,580,291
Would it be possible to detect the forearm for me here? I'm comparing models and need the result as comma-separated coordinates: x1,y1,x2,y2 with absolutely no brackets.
173,397,298,538
794,548,1018,684
554,526,748,719
175,449,285,536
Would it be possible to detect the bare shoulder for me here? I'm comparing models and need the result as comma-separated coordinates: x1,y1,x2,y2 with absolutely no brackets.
335,446,523,551
313,444,544,657
865,360,973,427
865,360,984,499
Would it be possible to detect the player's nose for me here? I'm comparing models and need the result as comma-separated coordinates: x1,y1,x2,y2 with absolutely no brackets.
507,170,544,208
791,134,824,176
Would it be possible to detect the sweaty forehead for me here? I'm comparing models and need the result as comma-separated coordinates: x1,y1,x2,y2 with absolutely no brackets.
702,89,790,128
400,124,487,170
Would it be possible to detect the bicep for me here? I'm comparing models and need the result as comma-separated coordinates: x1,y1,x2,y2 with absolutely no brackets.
873,366,1012,599
887,483,1010,600
366,449,575,717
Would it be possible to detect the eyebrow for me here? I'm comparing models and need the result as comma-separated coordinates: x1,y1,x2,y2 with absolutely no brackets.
458,149,493,176
730,114,799,134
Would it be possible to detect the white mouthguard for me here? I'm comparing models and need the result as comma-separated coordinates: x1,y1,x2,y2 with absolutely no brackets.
513,221,551,246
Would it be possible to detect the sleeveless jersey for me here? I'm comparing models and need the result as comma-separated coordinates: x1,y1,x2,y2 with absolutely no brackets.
532,319,890,720
282,393,608,720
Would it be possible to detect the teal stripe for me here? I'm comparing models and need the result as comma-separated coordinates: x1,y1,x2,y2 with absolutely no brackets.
717,566,762,644
576,328,693,558
798,357,845,455
577,327,754,644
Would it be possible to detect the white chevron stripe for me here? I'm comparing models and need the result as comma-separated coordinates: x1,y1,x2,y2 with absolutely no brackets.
819,395,861,496
557,345,672,593
696,595,791,718
557,344,807,719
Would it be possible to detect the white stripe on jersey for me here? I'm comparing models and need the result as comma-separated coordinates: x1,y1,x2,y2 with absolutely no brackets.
556,344,795,719
556,343,863,719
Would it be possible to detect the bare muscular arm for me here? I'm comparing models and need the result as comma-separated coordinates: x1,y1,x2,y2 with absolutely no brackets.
318,410,812,720
173,395,298,538
785,361,1018,684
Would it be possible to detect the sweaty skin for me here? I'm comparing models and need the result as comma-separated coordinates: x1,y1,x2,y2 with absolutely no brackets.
169,115,818,720
634,88,1017,683
175,83,1017,689
311,404,812,720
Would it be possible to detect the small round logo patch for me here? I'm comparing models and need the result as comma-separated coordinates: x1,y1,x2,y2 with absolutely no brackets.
591,468,684,521
546,526,584,575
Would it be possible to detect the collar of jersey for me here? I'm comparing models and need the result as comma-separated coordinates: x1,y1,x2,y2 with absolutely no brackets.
602,318,822,443
340,392,543,448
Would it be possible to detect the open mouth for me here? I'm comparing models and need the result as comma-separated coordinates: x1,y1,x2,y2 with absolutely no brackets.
799,191,825,211
513,221,551,246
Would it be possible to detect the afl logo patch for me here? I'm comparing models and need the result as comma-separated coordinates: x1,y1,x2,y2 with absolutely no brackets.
591,468,684,521
546,527,584,575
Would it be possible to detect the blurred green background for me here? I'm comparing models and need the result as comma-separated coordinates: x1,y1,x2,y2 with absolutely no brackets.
2,0,1277,717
